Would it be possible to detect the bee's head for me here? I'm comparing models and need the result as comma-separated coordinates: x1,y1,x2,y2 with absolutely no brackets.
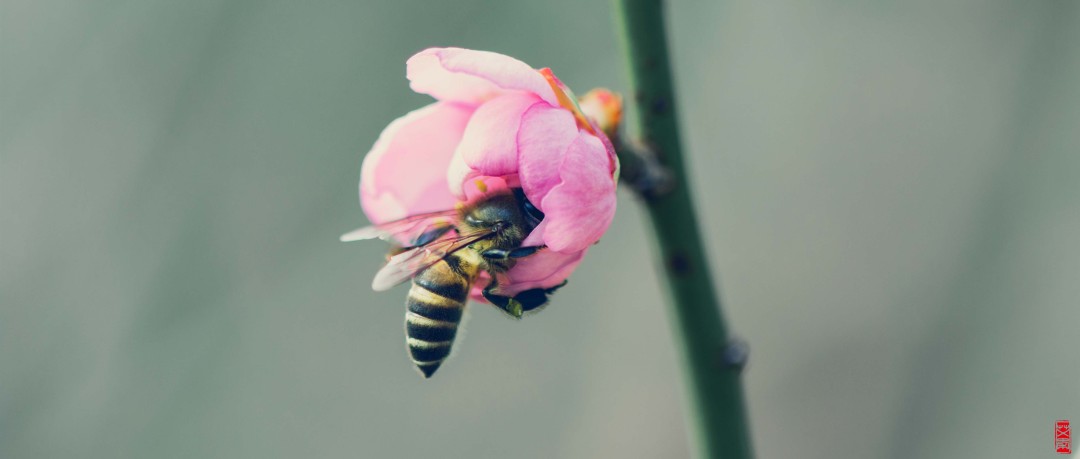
462,189,544,247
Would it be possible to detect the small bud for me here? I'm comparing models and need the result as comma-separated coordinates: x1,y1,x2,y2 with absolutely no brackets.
579,88,623,138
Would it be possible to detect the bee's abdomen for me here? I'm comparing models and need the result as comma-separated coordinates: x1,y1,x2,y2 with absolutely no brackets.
405,265,469,378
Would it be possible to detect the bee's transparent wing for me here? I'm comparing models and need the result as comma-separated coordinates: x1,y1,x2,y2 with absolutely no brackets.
371,229,493,291
340,209,459,244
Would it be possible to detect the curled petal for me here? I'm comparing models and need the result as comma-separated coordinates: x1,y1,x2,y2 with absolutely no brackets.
407,47,559,106
537,133,617,252
516,104,580,204
360,102,473,224
448,93,543,196
515,103,618,252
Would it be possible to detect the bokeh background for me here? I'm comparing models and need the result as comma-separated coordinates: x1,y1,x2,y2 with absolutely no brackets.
3,0,1078,458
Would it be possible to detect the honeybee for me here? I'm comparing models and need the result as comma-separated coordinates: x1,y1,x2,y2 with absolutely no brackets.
341,188,564,378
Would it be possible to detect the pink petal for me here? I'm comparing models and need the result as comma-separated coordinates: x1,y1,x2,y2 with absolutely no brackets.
360,102,473,224
467,249,587,301
445,149,477,199
407,47,559,106
469,273,494,302
520,219,548,247
502,249,587,296
517,104,580,204
447,93,544,198
460,175,512,203
457,93,542,176
538,133,618,252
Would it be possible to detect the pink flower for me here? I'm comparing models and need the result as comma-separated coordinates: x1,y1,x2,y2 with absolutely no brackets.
358,47,618,297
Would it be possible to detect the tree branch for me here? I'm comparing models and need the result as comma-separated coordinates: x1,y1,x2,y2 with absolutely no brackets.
613,1,754,457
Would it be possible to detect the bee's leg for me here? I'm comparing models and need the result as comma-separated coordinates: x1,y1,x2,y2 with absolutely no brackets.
512,280,567,314
508,246,544,258
481,247,555,318
482,279,568,318
509,289,549,314
480,247,540,274
482,279,524,319
543,279,569,294
480,246,544,261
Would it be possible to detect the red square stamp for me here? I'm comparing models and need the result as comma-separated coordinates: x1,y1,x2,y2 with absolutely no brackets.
1056,420,1071,454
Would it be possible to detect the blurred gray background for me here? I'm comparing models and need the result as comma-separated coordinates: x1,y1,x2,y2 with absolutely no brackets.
2,0,1078,458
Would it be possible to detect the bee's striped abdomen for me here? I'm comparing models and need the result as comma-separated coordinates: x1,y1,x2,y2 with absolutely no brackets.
405,261,471,378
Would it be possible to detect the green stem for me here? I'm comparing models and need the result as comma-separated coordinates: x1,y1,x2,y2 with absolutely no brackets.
613,1,754,458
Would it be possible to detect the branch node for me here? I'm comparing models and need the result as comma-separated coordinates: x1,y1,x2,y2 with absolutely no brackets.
719,338,750,371
615,140,675,199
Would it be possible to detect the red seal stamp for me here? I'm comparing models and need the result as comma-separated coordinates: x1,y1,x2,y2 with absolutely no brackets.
1056,420,1071,454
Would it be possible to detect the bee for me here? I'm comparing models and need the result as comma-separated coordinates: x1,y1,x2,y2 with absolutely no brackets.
341,188,565,378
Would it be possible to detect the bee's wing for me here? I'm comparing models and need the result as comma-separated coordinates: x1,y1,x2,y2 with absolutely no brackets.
371,229,493,291
340,209,459,244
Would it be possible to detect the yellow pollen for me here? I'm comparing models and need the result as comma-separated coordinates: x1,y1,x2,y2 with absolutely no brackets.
474,179,488,193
